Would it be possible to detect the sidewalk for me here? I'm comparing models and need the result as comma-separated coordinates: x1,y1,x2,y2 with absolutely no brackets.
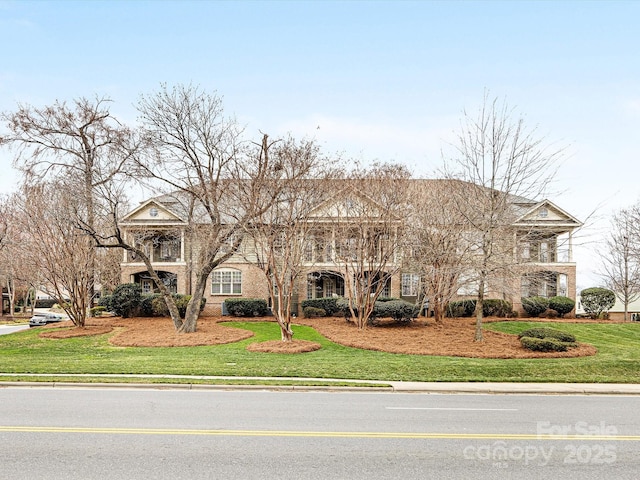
1,374,640,395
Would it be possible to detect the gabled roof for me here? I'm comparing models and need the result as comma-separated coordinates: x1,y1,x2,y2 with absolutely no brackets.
511,199,582,230
120,199,187,225
307,187,395,220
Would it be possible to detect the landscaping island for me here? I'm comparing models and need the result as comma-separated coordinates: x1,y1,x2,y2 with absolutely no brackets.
38,316,597,359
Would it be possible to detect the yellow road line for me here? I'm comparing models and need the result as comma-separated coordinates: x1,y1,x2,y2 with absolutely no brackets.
0,426,638,441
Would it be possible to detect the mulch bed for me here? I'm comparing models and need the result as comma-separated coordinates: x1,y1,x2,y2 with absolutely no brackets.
35,315,600,358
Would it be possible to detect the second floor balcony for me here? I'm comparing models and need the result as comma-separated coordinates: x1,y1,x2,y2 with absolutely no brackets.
125,235,183,263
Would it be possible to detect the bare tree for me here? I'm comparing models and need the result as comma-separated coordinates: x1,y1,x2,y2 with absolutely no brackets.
443,94,564,340
0,196,8,317
248,137,336,341
600,207,640,321
13,183,96,327
111,84,283,333
0,196,32,317
1,97,138,310
331,162,410,329
403,180,472,324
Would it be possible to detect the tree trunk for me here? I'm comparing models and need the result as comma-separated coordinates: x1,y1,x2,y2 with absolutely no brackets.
272,289,293,342
474,277,485,342
179,272,209,333
279,318,293,341
433,301,444,325
136,253,183,330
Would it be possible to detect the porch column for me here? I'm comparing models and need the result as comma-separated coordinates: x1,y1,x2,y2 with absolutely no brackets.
568,231,574,262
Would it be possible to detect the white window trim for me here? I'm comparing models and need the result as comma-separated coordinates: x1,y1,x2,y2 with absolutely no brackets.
211,268,243,296
401,273,419,297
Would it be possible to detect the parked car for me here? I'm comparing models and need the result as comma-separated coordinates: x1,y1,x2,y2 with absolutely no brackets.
29,313,64,327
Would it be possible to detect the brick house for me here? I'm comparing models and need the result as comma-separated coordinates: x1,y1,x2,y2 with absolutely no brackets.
119,182,582,316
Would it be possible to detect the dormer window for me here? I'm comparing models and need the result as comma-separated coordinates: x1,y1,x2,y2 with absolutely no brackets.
538,207,548,218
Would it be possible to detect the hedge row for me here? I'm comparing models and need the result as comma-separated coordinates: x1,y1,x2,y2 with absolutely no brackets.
445,299,514,318
334,297,419,323
99,284,205,318
300,297,341,316
224,298,269,317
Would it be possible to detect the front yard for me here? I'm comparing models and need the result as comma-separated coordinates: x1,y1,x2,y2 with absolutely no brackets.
0,316,639,384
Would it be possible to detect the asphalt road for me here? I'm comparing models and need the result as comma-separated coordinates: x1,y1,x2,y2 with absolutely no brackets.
1,387,639,479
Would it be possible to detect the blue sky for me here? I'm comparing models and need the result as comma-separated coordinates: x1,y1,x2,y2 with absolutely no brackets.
1,0,639,287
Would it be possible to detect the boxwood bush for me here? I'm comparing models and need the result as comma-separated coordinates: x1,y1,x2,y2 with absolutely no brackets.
518,326,576,343
140,294,161,316
482,299,513,317
520,336,569,352
519,326,577,352
303,306,326,318
101,283,141,318
521,296,550,317
446,300,476,317
548,296,576,317
300,297,341,316
224,298,269,317
335,298,418,324
374,299,419,322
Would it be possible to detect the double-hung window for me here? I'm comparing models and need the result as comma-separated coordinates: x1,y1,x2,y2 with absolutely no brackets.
401,273,420,297
211,269,242,295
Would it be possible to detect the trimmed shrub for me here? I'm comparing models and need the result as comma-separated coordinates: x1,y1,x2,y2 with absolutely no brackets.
548,296,576,317
225,298,269,317
336,297,353,318
174,295,201,318
446,299,513,318
580,287,615,319
334,298,417,323
151,294,206,318
98,294,114,312
446,300,476,317
518,327,576,343
303,306,326,318
89,306,106,317
520,336,569,352
300,297,341,316
140,294,161,316
375,299,419,322
483,299,513,318
109,283,142,318
521,296,550,317
35,298,57,309
151,296,170,317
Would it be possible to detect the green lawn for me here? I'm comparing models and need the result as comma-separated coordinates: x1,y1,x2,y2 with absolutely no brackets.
0,321,639,384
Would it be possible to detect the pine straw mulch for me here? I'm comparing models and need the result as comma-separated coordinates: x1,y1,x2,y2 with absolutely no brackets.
38,317,254,347
296,316,598,359
35,315,601,358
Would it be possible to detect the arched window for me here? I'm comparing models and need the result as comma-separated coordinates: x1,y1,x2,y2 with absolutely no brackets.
211,269,242,295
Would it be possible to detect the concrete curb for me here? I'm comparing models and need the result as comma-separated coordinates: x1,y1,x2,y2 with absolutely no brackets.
1,376,640,395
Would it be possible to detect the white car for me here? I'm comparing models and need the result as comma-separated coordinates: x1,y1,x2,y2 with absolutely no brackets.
29,313,64,327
